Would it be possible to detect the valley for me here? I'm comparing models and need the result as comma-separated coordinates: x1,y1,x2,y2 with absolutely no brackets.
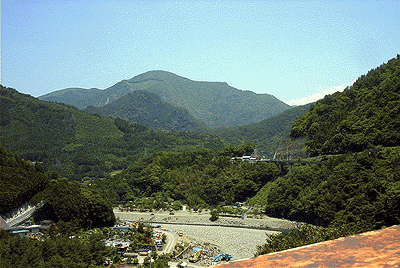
1,55,400,267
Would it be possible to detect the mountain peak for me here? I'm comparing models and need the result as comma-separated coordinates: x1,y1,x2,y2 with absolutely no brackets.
39,71,291,128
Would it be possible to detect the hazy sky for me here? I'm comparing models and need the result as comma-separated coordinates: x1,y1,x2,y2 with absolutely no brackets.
2,0,399,105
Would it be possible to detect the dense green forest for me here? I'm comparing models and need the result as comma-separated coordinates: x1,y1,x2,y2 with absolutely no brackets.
39,70,291,128
252,55,400,255
0,85,224,180
84,90,207,132
291,55,400,156
0,144,115,228
0,145,49,214
89,145,280,208
253,147,400,231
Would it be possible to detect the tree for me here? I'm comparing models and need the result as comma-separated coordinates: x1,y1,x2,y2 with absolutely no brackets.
210,210,219,221
172,200,183,211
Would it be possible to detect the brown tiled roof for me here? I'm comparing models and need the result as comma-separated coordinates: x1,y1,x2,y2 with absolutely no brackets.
215,225,400,267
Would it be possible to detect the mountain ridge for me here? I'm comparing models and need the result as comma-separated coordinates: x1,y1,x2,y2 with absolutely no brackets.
39,70,291,128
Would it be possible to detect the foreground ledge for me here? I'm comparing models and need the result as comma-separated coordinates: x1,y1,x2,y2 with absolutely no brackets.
215,225,400,267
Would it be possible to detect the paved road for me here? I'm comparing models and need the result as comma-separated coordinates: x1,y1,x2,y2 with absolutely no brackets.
159,229,179,254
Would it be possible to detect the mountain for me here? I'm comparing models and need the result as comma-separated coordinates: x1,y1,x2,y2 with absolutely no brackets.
83,90,207,132
0,86,224,180
210,104,312,158
39,71,291,128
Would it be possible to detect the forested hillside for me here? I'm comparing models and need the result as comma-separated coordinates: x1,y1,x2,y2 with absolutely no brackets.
89,145,280,208
84,90,207,131
253,55,400,238
263,147,400,230
291,55,400,156
0,145,115,228
0,87,76,161
0,144,116,266
0,145,48,214
0,86,224,180
39,70,291,128
211,104,311,158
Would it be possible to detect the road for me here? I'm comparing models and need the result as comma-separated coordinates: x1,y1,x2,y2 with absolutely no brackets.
159,229,180,254
156,228,211,268
6,206,37,227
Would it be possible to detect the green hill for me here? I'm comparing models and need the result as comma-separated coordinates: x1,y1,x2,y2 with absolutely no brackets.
211,104,311,158
291,55,400,156
0,145,49,214
0,86,224,180
89,146,280,207
84,90,207,132
39,71,291,128
249,55,400,234
0,144,115,228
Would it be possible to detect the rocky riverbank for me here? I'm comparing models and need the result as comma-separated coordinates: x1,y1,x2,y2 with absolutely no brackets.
114,209,298,262
114,209,297,230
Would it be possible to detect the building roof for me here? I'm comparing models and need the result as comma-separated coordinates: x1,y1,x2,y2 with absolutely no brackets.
11,229,30,234
215,225,400,268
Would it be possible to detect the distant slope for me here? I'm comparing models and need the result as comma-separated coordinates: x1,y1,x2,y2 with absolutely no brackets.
211,104,311,158
39,71,291,128
0,86,224,180
0,86,77,157
291,55,400,156
39,87,103,108
83,90,207,131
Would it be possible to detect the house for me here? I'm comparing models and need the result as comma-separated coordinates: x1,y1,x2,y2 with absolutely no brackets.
6,225,42,237
10,229,30,236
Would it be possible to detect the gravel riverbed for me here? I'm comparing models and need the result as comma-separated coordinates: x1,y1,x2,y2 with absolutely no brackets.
166,224,277,261
114,209,297,261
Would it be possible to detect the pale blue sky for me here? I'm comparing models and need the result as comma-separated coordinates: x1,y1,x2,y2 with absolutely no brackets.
2,0,399,104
